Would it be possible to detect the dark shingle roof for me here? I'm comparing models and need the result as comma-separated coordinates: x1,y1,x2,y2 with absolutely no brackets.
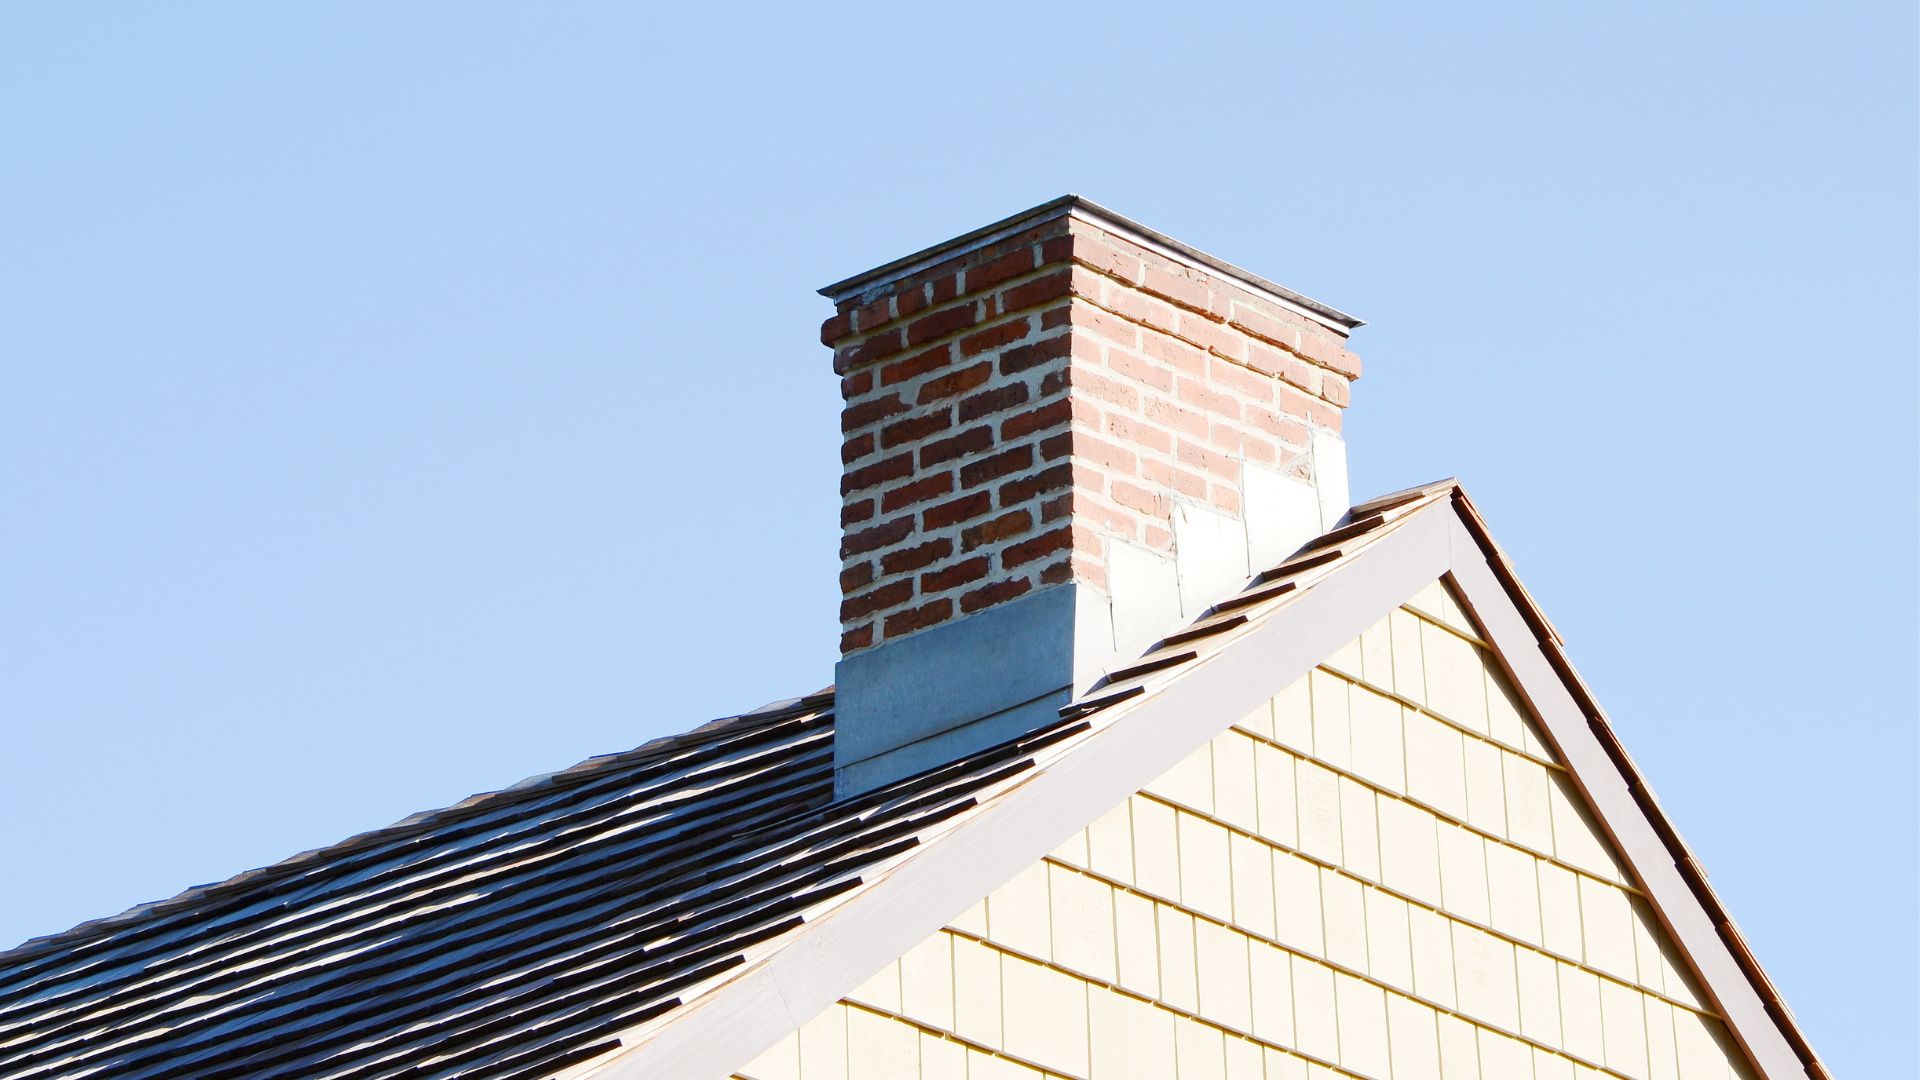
0,691,1093,1080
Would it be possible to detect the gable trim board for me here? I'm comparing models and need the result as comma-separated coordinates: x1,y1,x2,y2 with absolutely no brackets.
580,486,1822,1080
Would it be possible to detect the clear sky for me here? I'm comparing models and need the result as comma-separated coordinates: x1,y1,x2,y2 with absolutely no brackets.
2,3,1913,1074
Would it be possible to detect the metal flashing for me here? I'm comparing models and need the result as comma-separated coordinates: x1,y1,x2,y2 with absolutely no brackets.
816,195,1364,333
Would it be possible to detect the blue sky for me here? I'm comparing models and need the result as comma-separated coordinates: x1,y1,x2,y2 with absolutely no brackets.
1,3,1913,1074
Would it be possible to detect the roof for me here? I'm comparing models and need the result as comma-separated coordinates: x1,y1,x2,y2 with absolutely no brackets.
0,695,1091,1080
0,484,1823,1080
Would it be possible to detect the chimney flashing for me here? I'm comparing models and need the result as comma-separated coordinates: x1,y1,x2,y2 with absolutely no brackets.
818,195,1364,335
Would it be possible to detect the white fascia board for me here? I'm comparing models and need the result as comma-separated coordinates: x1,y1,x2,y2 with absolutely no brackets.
583,506,1453,1080
1443,517,1808,1080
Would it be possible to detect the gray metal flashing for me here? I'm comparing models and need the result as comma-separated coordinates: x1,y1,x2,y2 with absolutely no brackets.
832,583,1106,796
816,195,1365,333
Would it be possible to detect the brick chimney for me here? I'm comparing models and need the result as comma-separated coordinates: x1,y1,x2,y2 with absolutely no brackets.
823,197,1363,795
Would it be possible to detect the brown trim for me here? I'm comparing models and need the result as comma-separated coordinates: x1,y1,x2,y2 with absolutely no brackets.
1443,497,1823,1080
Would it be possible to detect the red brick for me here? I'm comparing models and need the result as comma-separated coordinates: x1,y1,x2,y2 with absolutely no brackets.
1110,479,1169,517
842,393,910,433
884,597,953,637
1177,438,1241,481
1319,374,1351,407
841,432,875,464
966,248,1037,291
1071,365,1141,410
1070,461,1106,494
880,343,954,386
1039,492,1073,523
960,576,1033,615
820,312,855,346
1227,303,1304,351
1145,396,1209,438
1245,341,1318,392
1038,558,1075,586
1247,403,1310,446
958,382,1029,423
928,272,960,305
999,462,1073,505
1069,234,1143,283
1140,265,1210,311
919,424,993,466
894,281,930,320
917,361,992,405
840,624,873,652
923,490,992,530
1108,414,1173,455
841,451,914,495
853,295,894,333
881,537,953,575
840,369,874,397
1038,431,1073,461
1072,304,1138,349
881,471,954,513
960,444,1034,488
1075,432,1137,473
1106,348,1175,393
999,333,1072,376
840,562,874,592
881,410,953,449
958,319,1030,358
1084,502,1138,540
1176,314,1246,363
1298,331,1363,378
1105,285,1177,330
1277,384,1315,421
841,499,875,527
1040,306,1072,331
1002,398,1072,441
907,303,978,347
962,509,1032,551
998,269,1072,314
1142,331,1207,376
1143,523,1173,551
1002,526,1073,568
840,578,912,621
1039,367,1070,397
1208,421,1244,455
921,555,990,594
840,515,915,557
1142,457,1208,499
1210,483,1242,514
1176,376,1242,418
1207,356,1277,403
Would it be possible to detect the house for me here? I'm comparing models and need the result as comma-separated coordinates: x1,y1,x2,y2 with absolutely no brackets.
0,197,1824,1080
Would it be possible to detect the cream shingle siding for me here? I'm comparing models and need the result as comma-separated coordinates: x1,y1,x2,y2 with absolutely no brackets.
736,581,1754,1080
